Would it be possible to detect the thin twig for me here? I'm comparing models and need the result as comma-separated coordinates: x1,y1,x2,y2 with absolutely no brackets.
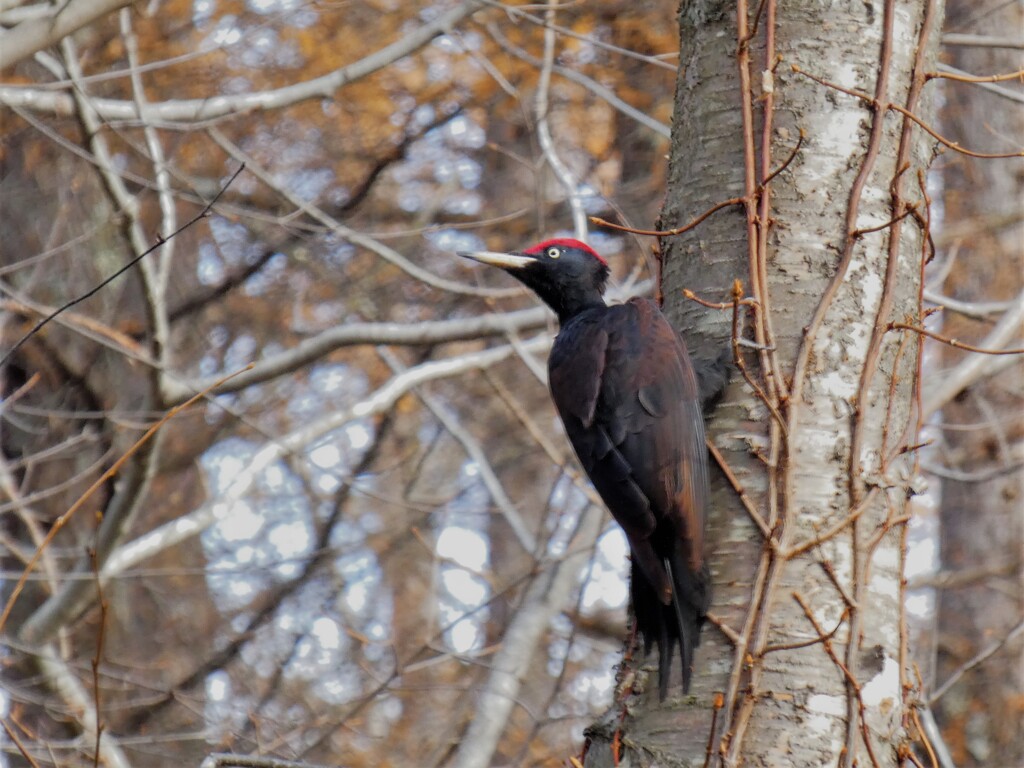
683,289,753,311
89,547,108,768
890,322,1024,355
592,197,745,237
207,128,517,299
201,755,336,768
794,592,881,768
534,0,588,240
927,619,1024,704
703,693,725,768
731,280,788,438
1,719,42,768
762,608,847,654
926,65,1023,83
379,348,538,555
851,202,920,238
706,440,774,543
0,1,484,121
784,486,881,558
0,364,253,634
704,611,742,646
0,165,244,369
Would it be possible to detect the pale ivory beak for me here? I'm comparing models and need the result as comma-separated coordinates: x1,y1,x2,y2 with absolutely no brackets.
456,250,536,270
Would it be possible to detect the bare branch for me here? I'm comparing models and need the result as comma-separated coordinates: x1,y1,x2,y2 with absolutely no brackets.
0,1,483,122
7,361,248,642
941,33,1024,50
35,644,131,768
922,290,1024,418
927,619,1024,704
0,0,136,71
451,504,604,768
201,754,334,768
534,0,589,240
923,288,1018,320
932,63,1024,104
122,8,177,294
487,22,671,140
208,127,519,300
476,0,677,71
102,339,552,580
0,718,42,768
0,167,243,371
161,306,551,404
380,348,538,555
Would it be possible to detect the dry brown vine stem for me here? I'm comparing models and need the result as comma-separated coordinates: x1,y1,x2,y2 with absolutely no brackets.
590,128,804,240
784,487,882,559
845,0,940,754
707,441,775,544
926,67,1024,82
794,592,882,768
682,288,762,311
817,555,858,609
880,330,913,465
0,371,40,414
590,197,745,238
761,606,848,654
898,168,935,737
704,610,742,645
730,279,789,438
0,364,254,635
703,693,725,768
718,2,789,763
851,202,921,238
909,706,940,768
890,321,1024,355
791,64,1024,159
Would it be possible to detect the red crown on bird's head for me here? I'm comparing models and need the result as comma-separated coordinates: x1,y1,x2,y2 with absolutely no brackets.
523,238,608,266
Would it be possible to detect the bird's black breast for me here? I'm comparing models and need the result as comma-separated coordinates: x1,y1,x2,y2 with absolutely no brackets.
547,298,708,572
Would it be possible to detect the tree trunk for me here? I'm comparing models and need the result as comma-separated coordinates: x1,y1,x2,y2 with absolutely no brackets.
584,1,943,765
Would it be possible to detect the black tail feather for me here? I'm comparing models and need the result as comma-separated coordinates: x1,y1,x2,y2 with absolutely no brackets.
630,556,710,700
664,557,693,694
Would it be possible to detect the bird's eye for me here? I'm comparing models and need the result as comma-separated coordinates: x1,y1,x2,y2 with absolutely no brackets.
546,247,560,259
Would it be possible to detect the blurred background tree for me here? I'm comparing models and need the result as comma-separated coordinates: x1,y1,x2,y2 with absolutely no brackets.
0,0,1019,766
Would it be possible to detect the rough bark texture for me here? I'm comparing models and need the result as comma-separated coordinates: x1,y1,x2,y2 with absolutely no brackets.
584,1,942,765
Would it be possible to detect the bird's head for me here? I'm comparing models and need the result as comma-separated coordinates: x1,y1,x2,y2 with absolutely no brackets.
457,238,610,321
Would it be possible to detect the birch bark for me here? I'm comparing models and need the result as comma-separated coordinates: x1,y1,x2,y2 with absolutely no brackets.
584,1,943,765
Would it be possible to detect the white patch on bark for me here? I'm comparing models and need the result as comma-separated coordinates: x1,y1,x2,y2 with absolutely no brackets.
816,370,857,399
893,5,919,49
802,110,863,179
873,544,899,571
803,695,846,761
854,184,892,229
857,265,884,314
831,61,861,91
861,656,901,707
804,713,834,735
807,693,845,716
870,570,899,600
